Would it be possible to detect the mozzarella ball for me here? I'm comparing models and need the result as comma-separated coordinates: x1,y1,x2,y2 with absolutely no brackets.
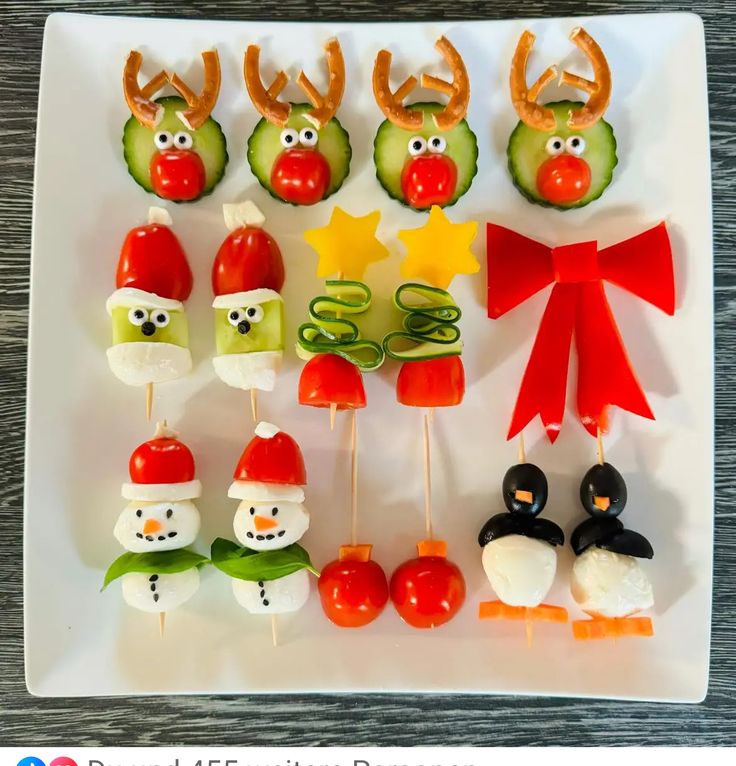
231,569,310,614
121,568,200,613
482,534,557,607
233,500,309,550
107,342,192,386
571,547,654,618
114,500,200,553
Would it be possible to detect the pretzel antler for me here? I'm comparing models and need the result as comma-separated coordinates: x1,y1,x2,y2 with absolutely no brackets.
509,31,558,133
373,49,423,131
420,36,470,132
297,38,346,129
560,27,612,130
123,51,168,129
244,45,291,127
169,51,222,130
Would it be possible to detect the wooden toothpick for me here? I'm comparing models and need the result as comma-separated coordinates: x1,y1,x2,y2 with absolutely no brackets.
158,611,166,638
146,382,153,422
525,609,533,648
329,402,338,431
596,427,605,465
271,614,278,647
350,408,358,547
250,388,258,422
518,432,526,464
423,408,433,540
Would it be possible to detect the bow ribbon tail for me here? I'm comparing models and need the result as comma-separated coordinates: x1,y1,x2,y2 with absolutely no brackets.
508,284,578,443
575,282,655,437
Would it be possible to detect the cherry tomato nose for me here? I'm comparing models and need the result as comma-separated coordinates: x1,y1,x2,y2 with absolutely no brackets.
536,154,591,205
401,154,458,209
271,148,331,206
150,150,206,202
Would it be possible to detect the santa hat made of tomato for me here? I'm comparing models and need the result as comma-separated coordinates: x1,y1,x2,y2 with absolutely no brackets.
228,421,306,503
211,201,284,312
106,207,194,315
122,422,202,502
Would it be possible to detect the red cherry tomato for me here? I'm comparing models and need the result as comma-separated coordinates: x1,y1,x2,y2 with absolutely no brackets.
150,150,206,201
271,149,331,205
396,356,465,407
536,154,591,205
212,227,284,295
298,354,366,410
129,437,195,485
234,429,306,485
319,545,389,628
116,223,193,301
390,540,465,629
401,154,457,209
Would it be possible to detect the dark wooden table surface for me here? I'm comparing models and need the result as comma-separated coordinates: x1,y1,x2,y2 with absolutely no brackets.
1,0,733,747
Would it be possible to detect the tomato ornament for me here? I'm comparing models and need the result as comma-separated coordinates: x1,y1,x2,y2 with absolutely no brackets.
271,149,331,207
299,354,367,410
150,150,207,202
128,424,196,485
390,540,466,629
401,154,458,209
396,356,465,407
536,154,591,206
232,422,307,486
319,544,389,627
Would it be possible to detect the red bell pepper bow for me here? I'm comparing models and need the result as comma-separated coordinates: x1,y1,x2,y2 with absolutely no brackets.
487,222,675,442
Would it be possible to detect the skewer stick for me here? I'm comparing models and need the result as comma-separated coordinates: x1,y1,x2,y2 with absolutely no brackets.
329,402,338,431
158,611,166,638
146,383,153,422
518,432,526,464
423,408,433,540
250,388,258,422
525,610,533,648
271,614,278,647
350,408,358,546
596,427,605,465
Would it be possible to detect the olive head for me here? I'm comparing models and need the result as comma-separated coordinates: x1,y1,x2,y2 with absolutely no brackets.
579,462,627,518
502,463,548,516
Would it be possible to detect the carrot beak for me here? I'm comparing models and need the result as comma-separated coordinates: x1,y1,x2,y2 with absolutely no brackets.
594,496,611,511
254,515,279,532
143,518,163,534
515,490,533,504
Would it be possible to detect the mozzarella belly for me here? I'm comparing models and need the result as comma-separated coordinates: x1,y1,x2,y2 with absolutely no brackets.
571,547,654,618
231,570,310,614
121,568,200,613
213,351,282,391
482,534,557,607
107,342,192,385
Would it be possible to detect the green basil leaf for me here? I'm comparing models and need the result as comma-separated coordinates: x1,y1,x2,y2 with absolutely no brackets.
210,538,319,582
102,548,209,590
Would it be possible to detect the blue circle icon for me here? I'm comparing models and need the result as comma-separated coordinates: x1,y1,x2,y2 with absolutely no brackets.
17,758,46,766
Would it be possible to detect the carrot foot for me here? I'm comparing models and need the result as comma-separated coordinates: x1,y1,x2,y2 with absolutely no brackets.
572,615,654,641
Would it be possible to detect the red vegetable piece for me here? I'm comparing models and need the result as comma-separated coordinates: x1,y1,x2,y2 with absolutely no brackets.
535,154,591,205
298,354,366,410
129,436,195,485
233,428,306,486
270,149,331,206
150,150,206,202
401,154,458,209
212,226,284,295
396,356,465,407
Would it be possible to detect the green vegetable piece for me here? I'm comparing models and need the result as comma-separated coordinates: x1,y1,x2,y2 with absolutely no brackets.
123,96,229,200
507,100,618,210
111,306,189,347
210,537,319,582
247,103,352,202
102,548,209,590
373,103,478,208
214,300,284,356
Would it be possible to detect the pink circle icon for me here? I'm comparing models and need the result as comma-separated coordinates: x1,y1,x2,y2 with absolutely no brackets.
50,758,78,766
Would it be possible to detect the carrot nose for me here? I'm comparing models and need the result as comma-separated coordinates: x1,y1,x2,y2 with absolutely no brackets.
515,489,533,504
254,515,278,532
594,496,611,511
143,518,163,534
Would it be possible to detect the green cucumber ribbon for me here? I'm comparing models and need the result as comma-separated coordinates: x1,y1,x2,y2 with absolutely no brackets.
210,537,320,582
382,283,463,361
102,548,209,590
296,280,385,371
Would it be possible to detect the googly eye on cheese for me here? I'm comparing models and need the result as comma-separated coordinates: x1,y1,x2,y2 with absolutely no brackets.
103,422,208,632
107,207,194,420
211,422,319,636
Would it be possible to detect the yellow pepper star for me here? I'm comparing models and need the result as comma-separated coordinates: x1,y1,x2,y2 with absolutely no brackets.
304,207,389,281
398,205,480,289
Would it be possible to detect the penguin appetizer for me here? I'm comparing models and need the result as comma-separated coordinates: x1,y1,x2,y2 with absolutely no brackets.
570,461,655,640
478,460,567,641
102,422,208,629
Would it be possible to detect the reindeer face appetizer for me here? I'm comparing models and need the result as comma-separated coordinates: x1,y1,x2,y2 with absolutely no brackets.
508,28,617,209
123,51,228,202
244,39,351,206
372,37,477,210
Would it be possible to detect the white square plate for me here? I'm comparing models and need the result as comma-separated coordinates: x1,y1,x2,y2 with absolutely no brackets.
25,11,712,700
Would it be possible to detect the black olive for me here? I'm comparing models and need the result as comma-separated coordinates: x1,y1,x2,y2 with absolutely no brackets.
599,529,654,559
579,462,627,518
502,463,548,515
570,516,624,555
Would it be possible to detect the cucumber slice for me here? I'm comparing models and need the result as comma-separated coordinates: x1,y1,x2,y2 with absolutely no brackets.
373,102,478,209
247,103,351,203
122,96,228,201
507,100,617,210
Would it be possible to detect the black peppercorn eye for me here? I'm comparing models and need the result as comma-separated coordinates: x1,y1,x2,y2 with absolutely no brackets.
166,508,173,518
249,506,255,515
136,509,142,518
272,507,278,516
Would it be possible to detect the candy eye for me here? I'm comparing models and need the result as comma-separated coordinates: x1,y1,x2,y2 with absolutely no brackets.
299,127,318,147
565,135,586,156
427,135,447,154
407,136,427,156
280,128,299,148
152,309,170,328
174,131,193,150
154,131,174,150
227,309,245,327
128,307,148,326
244,305,264,323
545,136,565,156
